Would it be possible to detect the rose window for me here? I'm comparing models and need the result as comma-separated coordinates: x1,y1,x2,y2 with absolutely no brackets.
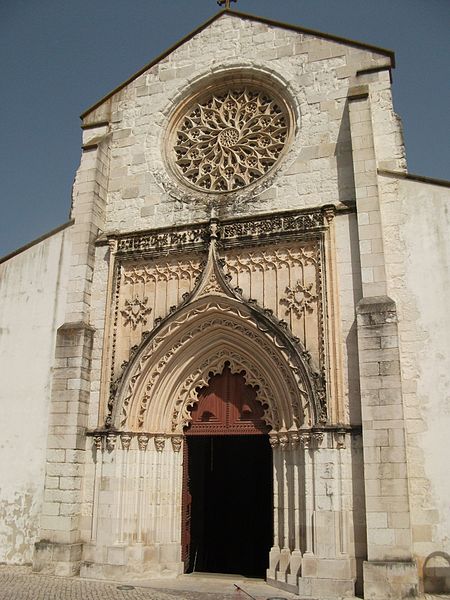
173,88,290,192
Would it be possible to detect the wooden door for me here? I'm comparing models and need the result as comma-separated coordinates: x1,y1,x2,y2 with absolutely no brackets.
181,365,269,570
187,365,268,436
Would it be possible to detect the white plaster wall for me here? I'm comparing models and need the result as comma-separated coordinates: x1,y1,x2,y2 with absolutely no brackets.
380,174,450,558
0,228,71,563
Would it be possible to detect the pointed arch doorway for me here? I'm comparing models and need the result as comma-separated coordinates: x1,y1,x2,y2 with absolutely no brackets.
182,364,273,578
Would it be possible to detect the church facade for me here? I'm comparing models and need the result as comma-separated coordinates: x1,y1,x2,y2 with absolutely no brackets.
1,9,449,599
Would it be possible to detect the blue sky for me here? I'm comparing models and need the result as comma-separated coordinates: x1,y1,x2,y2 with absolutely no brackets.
1,0,448,257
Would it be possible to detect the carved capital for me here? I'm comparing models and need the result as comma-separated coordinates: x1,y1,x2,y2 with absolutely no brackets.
299,432,311,448
93,435,103,452
106,433,117,452
322,204,336,224
289,431,300,448
278,433,289,449
108,238,118,255
269,434,279,449
311,432,324,447
171,436,183,453
120,433,132,450
137,434,150,451
335,429,346,449
154,435,166,452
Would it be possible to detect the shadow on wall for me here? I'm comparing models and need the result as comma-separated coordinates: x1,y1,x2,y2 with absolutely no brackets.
335,100,356,207
423,552,450,593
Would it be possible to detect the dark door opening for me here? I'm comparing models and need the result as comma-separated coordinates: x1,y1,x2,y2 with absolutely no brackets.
185,434,272,578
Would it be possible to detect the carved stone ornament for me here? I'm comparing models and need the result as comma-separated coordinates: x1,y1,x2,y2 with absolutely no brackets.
154,436,166,452
335,429,346,449
110,232,326,433
280,281,318,317
93,435,103,451
299,432,312,448
289,431,301,448
269,434,279,449
112,210,324,258
311,432,324,447
137,434,150,451
172,87,291,193
171,436,183,453
123,260,202,285
120,433,132,450
121,297,152,329
278,433,289,449
106,433,117,452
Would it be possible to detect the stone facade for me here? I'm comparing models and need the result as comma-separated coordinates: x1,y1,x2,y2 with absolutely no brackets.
1,9,449,599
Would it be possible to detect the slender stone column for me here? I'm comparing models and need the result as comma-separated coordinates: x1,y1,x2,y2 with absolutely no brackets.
277,434,291,582
287,432,302,587
267,437,281,580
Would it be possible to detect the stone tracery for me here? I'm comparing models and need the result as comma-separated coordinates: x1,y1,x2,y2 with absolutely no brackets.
106,211,329,433
173,88,289,192
115,301,313,433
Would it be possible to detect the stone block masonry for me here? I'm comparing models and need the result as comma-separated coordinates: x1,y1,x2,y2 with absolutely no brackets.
33,322,95,576
357,296,418,599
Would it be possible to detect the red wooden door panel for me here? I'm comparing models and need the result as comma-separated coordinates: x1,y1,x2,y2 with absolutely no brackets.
186,365,268,436
181,365,269,570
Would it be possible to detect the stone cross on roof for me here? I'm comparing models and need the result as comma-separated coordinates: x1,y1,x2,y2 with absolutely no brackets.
217,0,237,8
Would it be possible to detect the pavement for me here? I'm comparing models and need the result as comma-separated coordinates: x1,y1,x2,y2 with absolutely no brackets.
1,566,449,600
0,566,298,600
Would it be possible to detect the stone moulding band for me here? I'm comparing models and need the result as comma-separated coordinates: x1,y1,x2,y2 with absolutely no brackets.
87,431,184,453
102,208,328,258
86,426,360,451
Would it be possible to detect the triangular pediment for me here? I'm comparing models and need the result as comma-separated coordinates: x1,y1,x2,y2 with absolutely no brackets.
81,8,395,122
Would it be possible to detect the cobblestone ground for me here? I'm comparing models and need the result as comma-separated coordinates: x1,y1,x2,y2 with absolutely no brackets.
1,566,449,600
0,566,236,600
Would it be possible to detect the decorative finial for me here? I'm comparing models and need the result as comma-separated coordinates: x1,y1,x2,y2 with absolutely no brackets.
217,0,236,8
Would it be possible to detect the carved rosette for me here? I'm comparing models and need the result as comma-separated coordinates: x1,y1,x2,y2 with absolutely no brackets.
280,281,318,317
172,88,291,193
121,297,152,329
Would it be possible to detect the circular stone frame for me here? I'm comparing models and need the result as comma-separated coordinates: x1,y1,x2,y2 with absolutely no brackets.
165,74,296,195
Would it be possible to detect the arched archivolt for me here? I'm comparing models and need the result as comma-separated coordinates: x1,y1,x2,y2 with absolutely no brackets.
113,295,322,434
